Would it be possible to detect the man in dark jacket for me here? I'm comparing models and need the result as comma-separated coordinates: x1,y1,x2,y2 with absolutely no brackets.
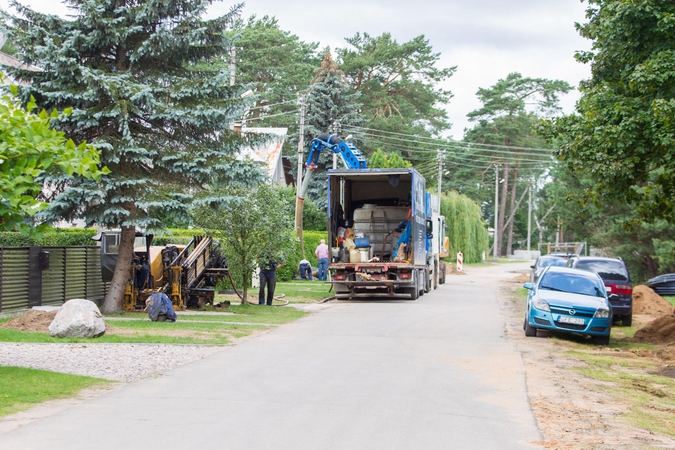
258,251,286,306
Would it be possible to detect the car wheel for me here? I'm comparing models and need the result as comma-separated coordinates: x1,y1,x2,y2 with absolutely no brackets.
524,316,537,337
596,335,610,345
621,314,632,327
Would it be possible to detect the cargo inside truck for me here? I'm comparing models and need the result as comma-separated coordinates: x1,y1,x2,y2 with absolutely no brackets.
327,168,428,299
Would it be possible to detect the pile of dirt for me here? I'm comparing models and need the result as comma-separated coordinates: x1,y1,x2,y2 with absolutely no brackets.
632,285,675,315
633,311,675,344
0,309,56,332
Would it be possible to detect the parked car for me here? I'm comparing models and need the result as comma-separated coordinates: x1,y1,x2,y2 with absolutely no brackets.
523,266,615,345
566,256,633,326
530,255,568,283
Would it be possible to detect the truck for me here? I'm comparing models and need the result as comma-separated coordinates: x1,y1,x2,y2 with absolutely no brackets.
326,167,440,300
300,133,449,300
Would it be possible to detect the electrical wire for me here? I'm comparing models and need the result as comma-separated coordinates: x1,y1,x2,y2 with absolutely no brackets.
244,109,299,122
247,99,298,111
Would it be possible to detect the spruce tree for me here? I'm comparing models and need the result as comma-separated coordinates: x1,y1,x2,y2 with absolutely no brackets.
301,48,362,210
2,0,264,312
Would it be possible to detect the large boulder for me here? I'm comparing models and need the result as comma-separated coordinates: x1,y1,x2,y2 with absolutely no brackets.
49,299,106,338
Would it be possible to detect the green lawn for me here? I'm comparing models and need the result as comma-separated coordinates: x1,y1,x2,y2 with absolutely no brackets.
663,296,675,307
0,366,110,417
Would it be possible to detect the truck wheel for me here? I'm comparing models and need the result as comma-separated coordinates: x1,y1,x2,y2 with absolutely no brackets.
439,262,446,284
621,314,632,327
408,287,419,300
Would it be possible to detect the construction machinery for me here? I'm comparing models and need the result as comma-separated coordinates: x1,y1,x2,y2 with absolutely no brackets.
95,231,231,311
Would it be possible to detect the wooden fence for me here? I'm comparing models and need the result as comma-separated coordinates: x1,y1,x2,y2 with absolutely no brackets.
0,246,107,314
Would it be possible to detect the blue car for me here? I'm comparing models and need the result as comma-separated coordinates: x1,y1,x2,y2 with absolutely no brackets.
523,266,616,345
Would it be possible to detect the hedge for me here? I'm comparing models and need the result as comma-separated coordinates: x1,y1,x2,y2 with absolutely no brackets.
0,228,98,247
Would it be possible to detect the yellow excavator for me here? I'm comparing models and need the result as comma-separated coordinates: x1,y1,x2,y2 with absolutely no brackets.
94,231,233,311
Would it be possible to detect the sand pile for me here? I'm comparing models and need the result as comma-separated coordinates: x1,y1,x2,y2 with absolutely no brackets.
632,285,675,315
1,309,57,332
634,311,675,345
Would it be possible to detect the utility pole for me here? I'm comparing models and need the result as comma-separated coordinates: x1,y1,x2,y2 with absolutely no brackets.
493,164,499,260
332,120,339,169
294,95,307,253
527,177,532,252
437,149,444,200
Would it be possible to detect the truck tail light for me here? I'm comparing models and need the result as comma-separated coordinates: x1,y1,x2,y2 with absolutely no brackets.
399,271,412,279
333,272,347,281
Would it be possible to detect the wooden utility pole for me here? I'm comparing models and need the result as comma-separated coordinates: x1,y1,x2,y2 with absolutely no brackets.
493,164,499,260
294,95,306,255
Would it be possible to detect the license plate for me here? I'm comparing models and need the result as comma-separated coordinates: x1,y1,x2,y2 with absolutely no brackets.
558,315,584,325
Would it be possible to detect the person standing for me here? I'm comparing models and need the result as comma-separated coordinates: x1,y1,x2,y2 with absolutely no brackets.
258,251,286,306
315,239,330,281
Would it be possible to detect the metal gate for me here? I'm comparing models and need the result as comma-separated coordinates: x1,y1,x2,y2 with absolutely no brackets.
0,246,107,314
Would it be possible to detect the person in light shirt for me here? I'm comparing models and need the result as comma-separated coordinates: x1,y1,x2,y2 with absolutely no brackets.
315,239,330,281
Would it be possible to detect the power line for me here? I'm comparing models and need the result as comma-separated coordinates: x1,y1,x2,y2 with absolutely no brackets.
244,109,299,122
248,99,298,111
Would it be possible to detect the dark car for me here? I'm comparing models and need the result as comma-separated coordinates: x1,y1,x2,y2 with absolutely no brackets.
566,256,633,326
530,255,568,283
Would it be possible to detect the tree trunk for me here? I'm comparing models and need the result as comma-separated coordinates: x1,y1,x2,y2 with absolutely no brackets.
101,225,135,314
497,161,509,257
241,269,249,305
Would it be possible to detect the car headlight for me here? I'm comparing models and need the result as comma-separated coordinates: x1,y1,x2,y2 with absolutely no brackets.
594,308,610,319
533,298,550,312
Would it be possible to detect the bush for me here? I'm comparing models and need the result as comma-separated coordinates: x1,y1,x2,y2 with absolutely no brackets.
0,228,98,247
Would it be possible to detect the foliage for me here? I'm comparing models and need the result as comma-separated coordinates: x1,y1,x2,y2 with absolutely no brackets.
1,0,267,312
191,183,295,302
337,32,455,140
300,49,363,210
367,149,412,168
0,228,98,247
0,84,106,235
0,366,109,417
302,198,327,231
229,15,320,130
440,190,489,264
539,0,675,224
457,72,571,255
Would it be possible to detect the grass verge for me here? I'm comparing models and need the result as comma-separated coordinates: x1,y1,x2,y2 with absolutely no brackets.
0,366,110,417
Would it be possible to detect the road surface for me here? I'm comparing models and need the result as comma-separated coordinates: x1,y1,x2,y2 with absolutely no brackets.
0,262,542,449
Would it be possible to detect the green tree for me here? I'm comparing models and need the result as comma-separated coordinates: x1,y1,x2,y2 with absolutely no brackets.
539,0,675,224
230,15,320,129
301,48,363,210
0,83,106,234
337,32,455,141
2,0,263,313
192,183,295,304
440,190,488,264
367,149,412,168
463,73,571,256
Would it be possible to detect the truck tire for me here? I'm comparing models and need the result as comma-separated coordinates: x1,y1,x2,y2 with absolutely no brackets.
408,287,419,300
439,262,446,284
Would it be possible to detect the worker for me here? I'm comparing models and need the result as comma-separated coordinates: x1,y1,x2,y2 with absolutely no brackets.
296,259,313,280
315,239,330,281
391,208,412,260
257,251,286,306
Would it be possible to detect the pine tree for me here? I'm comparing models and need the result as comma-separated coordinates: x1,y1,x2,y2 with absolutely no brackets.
301,48,362,210
2,0,264,312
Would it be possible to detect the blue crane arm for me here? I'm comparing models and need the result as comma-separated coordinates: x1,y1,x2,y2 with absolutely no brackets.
305,134,367,169
299,134,366,201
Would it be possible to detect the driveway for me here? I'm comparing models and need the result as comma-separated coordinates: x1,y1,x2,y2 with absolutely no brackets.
0,262,542,450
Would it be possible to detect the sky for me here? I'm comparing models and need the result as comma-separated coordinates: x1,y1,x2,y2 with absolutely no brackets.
0,0,593,140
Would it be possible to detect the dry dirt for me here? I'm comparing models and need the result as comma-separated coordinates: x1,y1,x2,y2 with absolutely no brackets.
501,274,675,449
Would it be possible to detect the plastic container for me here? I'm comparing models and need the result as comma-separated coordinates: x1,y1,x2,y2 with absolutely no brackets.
349,249,361,263
359,249,369,262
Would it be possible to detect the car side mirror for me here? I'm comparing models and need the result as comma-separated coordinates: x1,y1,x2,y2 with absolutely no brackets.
523,282,534,290
530,265,535,269
608,294,620,302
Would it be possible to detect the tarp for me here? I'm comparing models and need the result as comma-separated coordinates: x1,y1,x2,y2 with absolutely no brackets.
148,292,177,322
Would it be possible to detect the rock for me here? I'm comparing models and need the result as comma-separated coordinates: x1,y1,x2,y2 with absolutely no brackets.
49,299,106,338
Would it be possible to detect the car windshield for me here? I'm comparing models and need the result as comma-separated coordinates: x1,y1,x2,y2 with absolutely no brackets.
575,260,628,282
539,258,567,268
539,273,606,298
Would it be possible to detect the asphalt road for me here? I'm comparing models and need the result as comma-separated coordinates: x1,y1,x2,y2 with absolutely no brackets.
0,262,542,450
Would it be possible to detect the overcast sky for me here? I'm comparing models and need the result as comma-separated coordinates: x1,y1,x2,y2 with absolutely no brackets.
0,0,592,140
